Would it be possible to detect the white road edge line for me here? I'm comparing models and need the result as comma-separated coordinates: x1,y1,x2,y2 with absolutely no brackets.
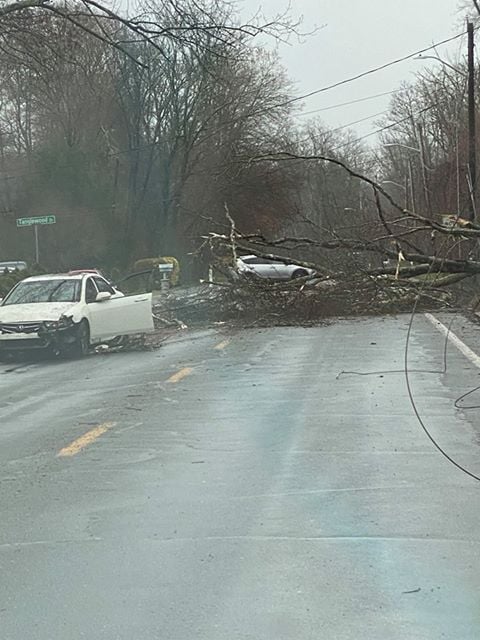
424,312,480,370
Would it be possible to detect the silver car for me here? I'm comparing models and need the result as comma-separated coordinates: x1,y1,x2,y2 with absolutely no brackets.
236,255,315,280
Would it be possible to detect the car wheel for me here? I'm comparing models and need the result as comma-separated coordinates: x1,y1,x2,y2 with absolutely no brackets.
291,269,308,279
64,320,90,359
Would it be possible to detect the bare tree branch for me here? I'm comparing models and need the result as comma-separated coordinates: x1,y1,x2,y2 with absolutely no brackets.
246,151,480,238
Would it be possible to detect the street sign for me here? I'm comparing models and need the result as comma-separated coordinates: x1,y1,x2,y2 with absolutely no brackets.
16,215,56,227
16,216,56,263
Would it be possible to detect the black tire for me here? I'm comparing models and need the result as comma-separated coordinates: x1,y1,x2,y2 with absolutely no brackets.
291,269,308,280
64,320,90,359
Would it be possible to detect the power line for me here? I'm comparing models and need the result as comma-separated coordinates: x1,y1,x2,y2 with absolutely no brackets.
190,28,470,151
329,110,388,134
276,29,468,110
296,90,399,118
160,28,471,142
0,29,468,181
269,101,437,158
296,110,390,148
302,110,387,141
330,103,438,151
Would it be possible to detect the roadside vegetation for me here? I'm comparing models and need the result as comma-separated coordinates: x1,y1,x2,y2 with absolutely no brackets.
0,0,480,319
0,265,45,298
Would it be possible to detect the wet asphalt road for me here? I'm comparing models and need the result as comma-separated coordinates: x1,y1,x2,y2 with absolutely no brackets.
1,313,480,639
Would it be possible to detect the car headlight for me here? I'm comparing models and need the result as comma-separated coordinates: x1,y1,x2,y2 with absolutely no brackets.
43,321,59,330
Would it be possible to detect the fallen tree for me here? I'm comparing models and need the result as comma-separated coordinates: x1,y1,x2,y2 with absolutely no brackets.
157,153,480,325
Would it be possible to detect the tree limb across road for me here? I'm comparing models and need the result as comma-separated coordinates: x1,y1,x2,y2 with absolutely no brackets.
190,151,480,322
246,151,480,238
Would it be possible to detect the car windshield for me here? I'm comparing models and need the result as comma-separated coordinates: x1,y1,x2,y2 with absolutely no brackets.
3,279,81,305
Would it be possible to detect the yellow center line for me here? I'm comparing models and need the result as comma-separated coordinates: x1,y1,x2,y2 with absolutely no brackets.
57,422,117,458
167,367,193,384
214,339,231,351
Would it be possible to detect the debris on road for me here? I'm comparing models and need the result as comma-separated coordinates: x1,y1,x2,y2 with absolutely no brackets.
153,275,453,328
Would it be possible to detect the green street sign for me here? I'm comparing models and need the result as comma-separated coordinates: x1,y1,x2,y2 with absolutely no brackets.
16,215,56,227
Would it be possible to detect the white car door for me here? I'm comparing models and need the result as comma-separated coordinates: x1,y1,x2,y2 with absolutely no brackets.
270,260,290,279
85,279,153,341
253,259,278,278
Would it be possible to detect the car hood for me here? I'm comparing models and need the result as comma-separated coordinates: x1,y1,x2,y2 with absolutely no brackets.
0,302,77,323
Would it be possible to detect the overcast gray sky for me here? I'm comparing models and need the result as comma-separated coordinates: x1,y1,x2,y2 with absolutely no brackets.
241,0,469,140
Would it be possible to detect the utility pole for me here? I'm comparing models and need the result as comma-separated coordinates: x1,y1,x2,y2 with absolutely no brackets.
34,225,39,264
468,20,476,220
408,158,416,213
417,123,432,216
404,163,409,210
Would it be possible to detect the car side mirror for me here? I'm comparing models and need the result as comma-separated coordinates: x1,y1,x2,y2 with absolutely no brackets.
95,291,112,302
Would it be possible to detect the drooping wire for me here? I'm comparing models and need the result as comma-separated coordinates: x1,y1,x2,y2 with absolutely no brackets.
333,214,480,480
336,291,453,380
403,223,480,482
404,296,480,482
454,384,480,410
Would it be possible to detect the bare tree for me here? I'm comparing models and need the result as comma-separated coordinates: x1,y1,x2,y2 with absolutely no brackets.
0,0,303,270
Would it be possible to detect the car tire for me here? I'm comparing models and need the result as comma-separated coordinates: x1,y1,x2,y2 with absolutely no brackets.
291,269,308,279
64,320,90,359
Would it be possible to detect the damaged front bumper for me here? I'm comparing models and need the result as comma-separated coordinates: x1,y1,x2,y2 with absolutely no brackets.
0,317,78,353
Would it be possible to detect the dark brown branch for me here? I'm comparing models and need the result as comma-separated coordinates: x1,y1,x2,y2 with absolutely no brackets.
41,5,148,67
371,227,432,243
373,185,423,254
247,151,480,238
